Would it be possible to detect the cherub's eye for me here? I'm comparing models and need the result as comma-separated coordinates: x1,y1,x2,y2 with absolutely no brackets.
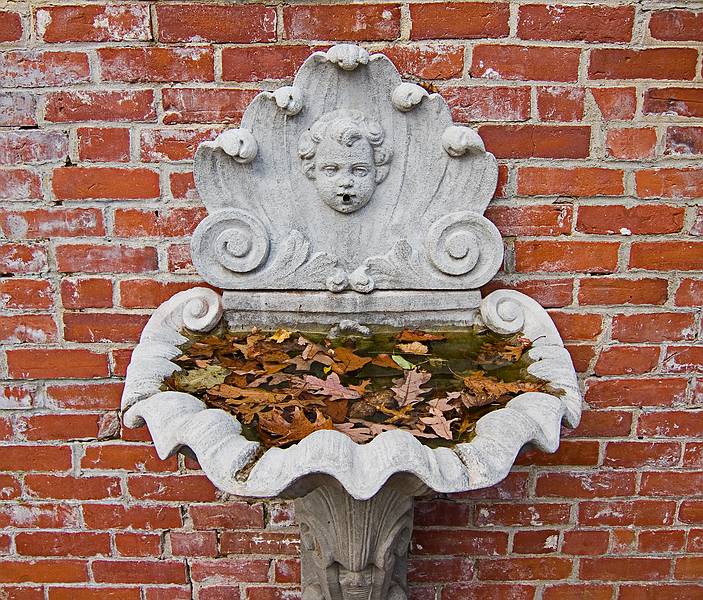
352,166,369,177
321,165,338,177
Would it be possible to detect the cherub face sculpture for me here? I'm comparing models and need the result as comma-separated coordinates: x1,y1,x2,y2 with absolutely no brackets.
299,109,391,214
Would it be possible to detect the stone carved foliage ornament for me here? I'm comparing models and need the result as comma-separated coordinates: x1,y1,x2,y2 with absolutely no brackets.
192,44,502,293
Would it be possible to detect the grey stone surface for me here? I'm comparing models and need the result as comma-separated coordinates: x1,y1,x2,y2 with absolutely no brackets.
192,44,502,293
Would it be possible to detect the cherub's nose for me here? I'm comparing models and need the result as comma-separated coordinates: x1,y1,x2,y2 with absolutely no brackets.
339,176,353,188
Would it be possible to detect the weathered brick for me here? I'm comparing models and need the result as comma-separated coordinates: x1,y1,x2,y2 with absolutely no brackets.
517,167,622,196
60,277,113,309
594,346,660,376
283,4,401,42
0,446,72,472
580,500,676,526
604,442,681,469
0,314,57,344
630,242,703,271
410,3,509,39
379,44,464,80
0,243,48,275
45,90,155,123
0,131,68,165
114,532,161,558
52,167,159,200
17,413,114,441
537,86,585,122
56,244,158,274
93,560,187,584
675,279,703,307
98,47,214,83
472,45,580,82
486,205,572,236
478,556,572,580
0,50,90,87
189,559,270,583
606,128,657,160
220,531,299,555
515,241,619,273
140,129,218,162
649,9,703,42
0,10,22,41
7,349,109,379
0,208,104,239
585,377,687,408
36,5,150,42
536,471,636,498
0,169,41,200
666,126,703,156
127,475,218,502
481,278,573,308
577,205,684,235
46,382,123,410
162,88,257,124
612,312,696,342
83,504,182,530
589,48,697,80
0,559,89,584
644,87,703,118
519,4,634,42
578,277,668,306
580,557,669,581
481,125,590,159
639,411,703,438
24,475,121,500
663,345,703,374
0,91,36,126
591,87,637,121
444,86,531,122
78,128,131,162
64,312,149,343
156,4,276,43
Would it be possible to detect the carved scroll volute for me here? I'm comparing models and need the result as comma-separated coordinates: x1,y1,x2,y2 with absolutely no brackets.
295,480,414,600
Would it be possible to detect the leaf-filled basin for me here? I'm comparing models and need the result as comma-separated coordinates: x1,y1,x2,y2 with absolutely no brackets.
121,288,581,500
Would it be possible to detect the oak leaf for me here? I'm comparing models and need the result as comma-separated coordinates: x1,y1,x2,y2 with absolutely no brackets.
173,365,231,393
397,330,446,342
304,372,361,400
371,353,403,370
390,370,431,407
396,342,429,355
334,422,373,443
331,346,372,374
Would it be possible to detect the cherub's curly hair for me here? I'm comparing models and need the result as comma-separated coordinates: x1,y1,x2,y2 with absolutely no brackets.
298,109,392,183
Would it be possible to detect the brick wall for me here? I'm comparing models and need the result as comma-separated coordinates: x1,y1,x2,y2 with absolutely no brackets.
1,1,702,598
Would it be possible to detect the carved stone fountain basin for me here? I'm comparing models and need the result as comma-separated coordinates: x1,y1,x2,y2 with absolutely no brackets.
120,44,581,600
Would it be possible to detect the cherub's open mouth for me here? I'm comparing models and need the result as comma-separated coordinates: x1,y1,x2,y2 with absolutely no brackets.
338,193,355,205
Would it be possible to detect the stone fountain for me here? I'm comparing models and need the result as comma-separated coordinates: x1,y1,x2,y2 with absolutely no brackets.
121,44,581,600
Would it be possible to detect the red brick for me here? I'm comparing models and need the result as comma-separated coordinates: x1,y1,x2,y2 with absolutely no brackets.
0,559,88,583
56,244,158,274
128,475,217,502
486,205,572,236
443,584,535,600
167,243,193,272
681,501,703,523
582,557,669,581
49,588,140,600
591,87,637,121
115,532,161,557
605,442,681,469
0,504,80,530
119,280,208,309
52,167,159,200
112,348,134,378
549,311,602,341
650,10,703,42
545,585,614,600
0,445,72,472
0,208,104,239
513,529,559,554
78,128,130,162
472,45,581,82
612,312,695,342
688,528,703,551
475,503,571,527
82,443,176,472
0,10,22,41
480,125,590,159
590,48,697,80
517,167,623,197
563,342,593,369
412,529,508,555
517,440,600,467
478,557,572,580
0,50,90,87
63,312,148,343
7,348,108,379
46,382,122,410
162,88,257,124
562,531,609,556
140,129,218,162
640,411,703,438
594,346,660,376
578,277,668,306
663,345,703,374
274,558,299,583
410,2,509,39
585,377,687,408
60,277,113,309
675,279,703,306
0,587,44,600
198,588,243,600
114,207,206,238
0,385,37,409
0,474,21,499
93,560,186,584
17,413,112,441
46,90,155,123
621,584,703,600
444,86,531,122
606,128,657,160
537,471,636,499
482,278,573,308
454,472,529,501
644,87,703,118
36,5,150,42
0,169,41,199
0,131,68,165
157,4,275,43
170,172,197,199
221,531,299,555
16,532,110,557
0,417,12,441
666,126,703,156
519,4,634,42
0,314,57,344
537,86,585,122
190,559,270,583
0,91,36,126
98,47,213,83
415,499,471,527
189,502,264,529
379,43,464,80
581,205,684,235
0,243,47,274
284,4,401,42
630,241,703,270
170,531,217,557
222,45,317,82
515,241,618,273
580,500,676,526
83,504,182,530
639,529,686,553
245,589,301,600
684,443,703,467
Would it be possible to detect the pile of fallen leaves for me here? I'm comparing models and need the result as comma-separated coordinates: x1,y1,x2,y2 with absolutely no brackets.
161,326,549,448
